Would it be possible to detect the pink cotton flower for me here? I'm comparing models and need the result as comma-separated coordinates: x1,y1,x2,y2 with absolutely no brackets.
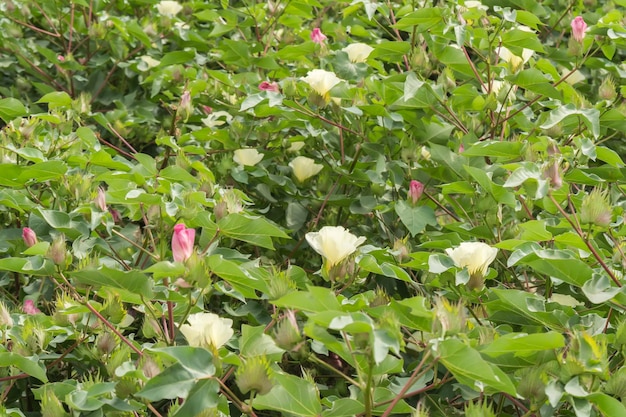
95,187,107,211
259,81,280,92
571,16,587,43
22,227,37,247
172,223,195,262
408,180,424,205
23,299,41,315
311,28,327,44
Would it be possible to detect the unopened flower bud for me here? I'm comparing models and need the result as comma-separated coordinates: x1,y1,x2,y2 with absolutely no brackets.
273,310,302,351
259,81,280,92
47,235,67,266
392,239,411,263
235,356,274,395
96,332,117,354
22,227,37,247
580,188,612,227
598,76,616,101
543,161,562,189
433,297,466,336
571,16,587,43
41,387,67,417
23,299,41,315
0,301,12,327
408,180,424,205
310,28,327,44
178,90,192,122
95,187,106,211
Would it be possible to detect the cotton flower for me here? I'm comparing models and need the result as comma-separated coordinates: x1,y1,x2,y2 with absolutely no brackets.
156,0,183,17
408,180,424,205
287,141,306,152
233,149,263,167
445,242,497,289
259,81,280,92
289,156,323,182
310,28,327,44
23,299,41,315
22,227,37,247
498,46,533,71
571,16,587,43
302,69,342,99
172,223,195,262
343,43,374,63
95,187,106,211
180,312,234,350
306,226,366,267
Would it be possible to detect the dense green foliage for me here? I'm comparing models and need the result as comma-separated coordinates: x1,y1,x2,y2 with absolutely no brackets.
1,0,626,416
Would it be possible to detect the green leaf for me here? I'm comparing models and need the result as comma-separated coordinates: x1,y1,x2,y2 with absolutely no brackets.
0,257,54,276
480,332,565,357
463,140,525,159
507,69,561,100
540,104,600,139
37,91,72,108
218,213,289,250
206,255,268,297
273,286,342,313
0,353,48,382
395,201,437,236
587,393,626,416
171,379,219,417
254,373,322,417
435,339,516,395
159,51,195,67
501,28,545,52
21,161,67,182
394,8,443,31
358,254,413,282
71,267,154,298
239,325,285,360
0,98,27,122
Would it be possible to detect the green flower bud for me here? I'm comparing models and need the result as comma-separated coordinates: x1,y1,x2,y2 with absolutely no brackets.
599,76,617,101
235,356,274,396
433,297,466,336
580,188,612,227
41,387,70,417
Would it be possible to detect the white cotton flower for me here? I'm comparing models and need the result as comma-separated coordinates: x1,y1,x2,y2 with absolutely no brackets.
343,43,374,63
563,69,586,85
302,69,342,98
180,312,234,350
287,141,306,152
233,149,263,167
498,46,533,71
306,226,366,267
140,55,160,70
156,0,183,17
445,242,498,277
289,156,323,182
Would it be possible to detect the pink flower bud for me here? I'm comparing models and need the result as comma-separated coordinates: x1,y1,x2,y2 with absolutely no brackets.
57,55,65,62
95,187,106,211
571,16,587,43
23,299,41,315
202,105,213,115
408,180,424,205
259,81,280,92
310,28,327,44
22,227,37,247
172,223,195,262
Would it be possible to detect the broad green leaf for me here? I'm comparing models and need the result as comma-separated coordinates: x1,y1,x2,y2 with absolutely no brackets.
273,286,342,313
501,28,545,52
0,257,54,276
587,393,626,416
158,51,195,67
487,289,569,331
395,201,437,236
540,104,600,139
146,346,215,377
253,373,322,417
239,325,284,360
37,91,72,108
435,338,517,395
0,98,27,122
358,254,412,282
581,273,621,304
516,249,593,287
480,332,565,357
218,213,289,250
171,379,219,417
507,69,561,99
394,8,443,31
206,255,268,297
463,141,525,159
0,353,48,382
71,267,154,298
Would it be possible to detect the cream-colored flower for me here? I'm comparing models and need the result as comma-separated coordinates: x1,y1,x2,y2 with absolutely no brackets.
498,46,533,71
445,242,497,277
306,226,366,267
343,43,374,63
156,0,183,17
563,69,586,85
302,69,342,98
287,141,306,152
233,149,263,167
289,156,323,182
180,312,234,350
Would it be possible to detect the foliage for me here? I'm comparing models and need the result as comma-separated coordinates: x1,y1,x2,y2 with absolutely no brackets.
1,0,626,416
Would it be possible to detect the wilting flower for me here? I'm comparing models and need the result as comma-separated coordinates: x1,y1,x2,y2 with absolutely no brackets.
310,28,327,44
156,0,183,17
23,299,41,315
22,227,37,247
343,43,374,63
180,312,234,350
446,242,497,289
233,149,263,167
408,180,424,205
302,69,342,100
289,156,323,182
259,81,280,92
95,187,107,211
571,16,587,43
172,223,195,262
306,226,366,267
